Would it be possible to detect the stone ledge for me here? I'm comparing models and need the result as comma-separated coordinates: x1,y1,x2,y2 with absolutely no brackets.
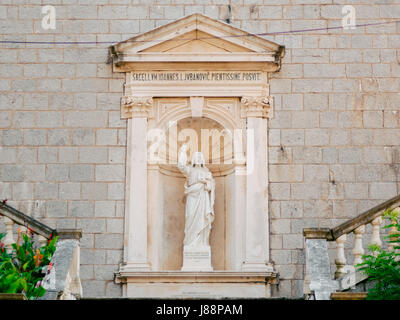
115,271,278,284
56,229,83,240
115,271,279,299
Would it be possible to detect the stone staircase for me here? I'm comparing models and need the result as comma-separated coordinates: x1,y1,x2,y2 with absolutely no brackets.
0,202,82,300
303,194,400,300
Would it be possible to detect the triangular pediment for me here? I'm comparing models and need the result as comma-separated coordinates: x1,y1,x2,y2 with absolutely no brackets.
141,30,253,53
110,14,284,69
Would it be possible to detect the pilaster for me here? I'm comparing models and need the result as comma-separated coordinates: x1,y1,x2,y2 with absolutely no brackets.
241,95,273,272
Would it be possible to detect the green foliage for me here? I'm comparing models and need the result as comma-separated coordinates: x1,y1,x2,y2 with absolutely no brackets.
0,229,58,300
356,209,400,300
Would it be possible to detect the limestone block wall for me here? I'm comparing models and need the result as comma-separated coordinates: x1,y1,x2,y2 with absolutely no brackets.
0,0,399,298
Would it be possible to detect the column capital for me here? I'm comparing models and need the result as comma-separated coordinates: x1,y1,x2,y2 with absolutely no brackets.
240,95,273,119
121,95,153,119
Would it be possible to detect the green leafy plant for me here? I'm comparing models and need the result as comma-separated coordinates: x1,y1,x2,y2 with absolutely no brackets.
0,228,58,300
356,209,400,300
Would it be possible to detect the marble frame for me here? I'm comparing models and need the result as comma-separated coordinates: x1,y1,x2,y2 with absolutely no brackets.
111,13,284,297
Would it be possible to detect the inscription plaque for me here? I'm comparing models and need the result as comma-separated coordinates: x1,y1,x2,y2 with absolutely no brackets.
130,71,262,83
181,246,213,272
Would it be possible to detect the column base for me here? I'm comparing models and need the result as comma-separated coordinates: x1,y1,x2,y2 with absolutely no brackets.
119,262,151,272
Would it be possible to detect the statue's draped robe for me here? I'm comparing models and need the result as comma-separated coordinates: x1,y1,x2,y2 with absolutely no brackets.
178,154,215,247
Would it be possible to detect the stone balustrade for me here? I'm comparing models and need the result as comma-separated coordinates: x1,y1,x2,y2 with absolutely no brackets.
331,197,399,280
2,214,49,249
303,193,400,299
0,202,82,300
334,216,388,279
0,201,55,250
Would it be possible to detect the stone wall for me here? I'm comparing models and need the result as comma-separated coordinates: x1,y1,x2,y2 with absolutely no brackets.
0,0,399,298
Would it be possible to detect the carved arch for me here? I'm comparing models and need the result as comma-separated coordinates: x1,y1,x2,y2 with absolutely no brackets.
152,97,243,132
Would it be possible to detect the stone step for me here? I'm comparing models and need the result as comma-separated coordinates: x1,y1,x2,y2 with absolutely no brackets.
0,293,27,300
330,292,367,300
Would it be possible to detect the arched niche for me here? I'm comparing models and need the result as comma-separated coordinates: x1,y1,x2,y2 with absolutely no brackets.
149,115,235,271
147,98,245,271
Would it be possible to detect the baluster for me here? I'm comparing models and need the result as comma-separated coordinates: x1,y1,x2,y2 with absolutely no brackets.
38,235,47,247
20,225,28,235
370,216,383,247
388,218,398,252
335,234,347,279
352,225,365,265
3,217,15,251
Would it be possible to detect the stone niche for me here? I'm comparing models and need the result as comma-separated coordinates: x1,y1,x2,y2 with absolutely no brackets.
110,13,285,298
157,111,234,271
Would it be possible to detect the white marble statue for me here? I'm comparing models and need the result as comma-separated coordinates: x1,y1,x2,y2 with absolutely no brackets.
178,144,215,248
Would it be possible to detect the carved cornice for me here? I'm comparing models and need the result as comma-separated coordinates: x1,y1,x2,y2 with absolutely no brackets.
240,95,273,119
121,96,153,119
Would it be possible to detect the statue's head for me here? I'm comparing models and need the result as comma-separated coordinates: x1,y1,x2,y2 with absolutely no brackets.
191,152,205,167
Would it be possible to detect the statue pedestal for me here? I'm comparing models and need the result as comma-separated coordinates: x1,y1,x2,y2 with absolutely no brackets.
181,245,213,272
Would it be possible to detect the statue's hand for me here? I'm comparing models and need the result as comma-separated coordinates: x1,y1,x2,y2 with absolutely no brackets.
179,144,188,154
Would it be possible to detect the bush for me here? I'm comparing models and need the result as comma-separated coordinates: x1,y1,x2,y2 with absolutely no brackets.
357,209,400,300
0,229,58,300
